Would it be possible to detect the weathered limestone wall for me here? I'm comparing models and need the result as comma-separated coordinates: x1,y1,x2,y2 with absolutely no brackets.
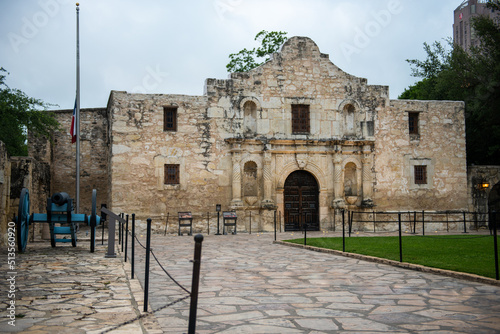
8,156,50,242
203,37,387,229
108,91,231,229
205,37,387,142
31,108,110,214
374,99,467,210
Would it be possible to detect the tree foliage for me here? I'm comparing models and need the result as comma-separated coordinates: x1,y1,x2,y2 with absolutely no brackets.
0,68,60,156
226,30,288,73
399,9,500,165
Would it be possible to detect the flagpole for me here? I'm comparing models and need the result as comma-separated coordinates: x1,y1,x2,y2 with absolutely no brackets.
76,2,80,213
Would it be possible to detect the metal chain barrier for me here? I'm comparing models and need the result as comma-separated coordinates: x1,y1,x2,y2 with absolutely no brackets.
103,213,203,334
150,248,191,294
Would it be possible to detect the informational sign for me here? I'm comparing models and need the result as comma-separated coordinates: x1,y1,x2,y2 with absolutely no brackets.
178,212,192,219
223,211,237,219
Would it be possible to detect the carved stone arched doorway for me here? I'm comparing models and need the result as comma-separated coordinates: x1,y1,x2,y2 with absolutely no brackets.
284,170,319,231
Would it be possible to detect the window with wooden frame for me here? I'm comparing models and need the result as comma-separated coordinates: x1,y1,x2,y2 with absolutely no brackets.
292,104,310,134
408,112,419,135
163,106,178,131
164,164,180,184
414,165,427,185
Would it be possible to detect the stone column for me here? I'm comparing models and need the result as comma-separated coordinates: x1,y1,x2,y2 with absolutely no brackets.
332,151,344,208
261,151,275,208
361,145,374,207
230,150,243,208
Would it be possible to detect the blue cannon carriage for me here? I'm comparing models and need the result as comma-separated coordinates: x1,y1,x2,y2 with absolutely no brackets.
15,188,101,253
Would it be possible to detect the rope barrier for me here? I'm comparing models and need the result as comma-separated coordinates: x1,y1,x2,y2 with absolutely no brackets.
118,215,203,333
133,232,147,250
150,248,191,295
131,231,191,295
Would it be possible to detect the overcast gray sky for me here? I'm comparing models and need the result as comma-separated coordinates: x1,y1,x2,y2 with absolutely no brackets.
1,0,460,110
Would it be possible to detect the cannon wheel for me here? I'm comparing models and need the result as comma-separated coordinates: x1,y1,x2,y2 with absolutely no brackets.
90,189,97,253
17,188,30,253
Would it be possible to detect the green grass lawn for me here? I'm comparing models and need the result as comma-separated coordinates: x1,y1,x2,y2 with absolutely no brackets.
284,235,499,279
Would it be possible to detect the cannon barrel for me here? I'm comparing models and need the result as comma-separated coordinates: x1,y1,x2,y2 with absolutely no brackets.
51,192,71,206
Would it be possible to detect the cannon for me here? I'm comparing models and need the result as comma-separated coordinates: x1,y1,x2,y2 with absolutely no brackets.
15,188,101,253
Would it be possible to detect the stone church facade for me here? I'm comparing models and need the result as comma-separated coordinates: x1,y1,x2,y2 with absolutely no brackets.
33,36,468,232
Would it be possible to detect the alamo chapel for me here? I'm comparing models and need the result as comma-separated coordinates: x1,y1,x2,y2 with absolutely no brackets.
30,36,468,232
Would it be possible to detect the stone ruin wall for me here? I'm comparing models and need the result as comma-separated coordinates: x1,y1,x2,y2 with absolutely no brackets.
31,108,111,214
108,91,232,231
374,99,468,211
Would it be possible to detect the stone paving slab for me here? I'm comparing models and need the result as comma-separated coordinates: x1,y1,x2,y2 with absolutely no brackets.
0,240,162,333
131,232,500,333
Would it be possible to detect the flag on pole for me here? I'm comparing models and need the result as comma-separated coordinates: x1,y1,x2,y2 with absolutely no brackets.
71,99,76,143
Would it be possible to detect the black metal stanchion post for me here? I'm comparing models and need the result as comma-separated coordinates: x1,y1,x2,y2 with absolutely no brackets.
463,211,468,233
131,213,135,279
493,211,499,280
124,214,129,262
207,212,210,235
274,210,277,241
101,204,106,245
144,218,152,312
250,211,252,235
373,211,376,233
90,205,96,253
422,210,425,236
413,211,416,234
398,212,403,263
342,209,345,252
188,234,204,334
304,220,307,246
216,210,221,235
118,214,122,245
121,214,125,253
347,211,353,238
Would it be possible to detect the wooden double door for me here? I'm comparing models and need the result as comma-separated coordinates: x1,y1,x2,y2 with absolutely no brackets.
284,170,319,231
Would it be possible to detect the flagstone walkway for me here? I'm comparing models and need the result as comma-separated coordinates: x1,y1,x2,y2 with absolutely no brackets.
133,232,500,333
0,239,162,334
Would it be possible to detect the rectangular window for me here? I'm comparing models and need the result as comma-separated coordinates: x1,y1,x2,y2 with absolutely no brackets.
164,164,180,184
292,104,310,134
414,165,427,185
408,112,419,135
164,107,177,131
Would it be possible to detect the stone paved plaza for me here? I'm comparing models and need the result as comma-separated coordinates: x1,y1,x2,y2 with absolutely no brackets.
1,231,500,333
0,239,162,333
134,232,500,333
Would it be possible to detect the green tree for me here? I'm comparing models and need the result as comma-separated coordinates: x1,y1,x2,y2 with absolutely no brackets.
399,10,500,165
226,30,288,72
0,68,59,156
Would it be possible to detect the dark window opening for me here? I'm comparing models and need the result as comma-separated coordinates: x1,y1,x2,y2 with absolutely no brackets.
164,107,178,131
414,165,427,185
164,164,180,184
292,104,310,134
408,112,419,135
